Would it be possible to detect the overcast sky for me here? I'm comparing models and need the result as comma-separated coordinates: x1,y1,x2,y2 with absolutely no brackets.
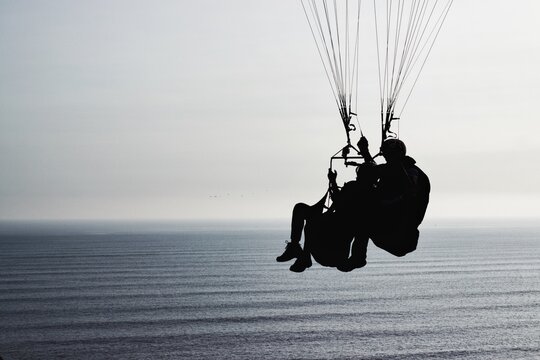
1,0,539,220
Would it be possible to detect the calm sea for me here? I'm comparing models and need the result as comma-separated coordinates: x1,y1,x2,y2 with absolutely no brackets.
0,219,539,359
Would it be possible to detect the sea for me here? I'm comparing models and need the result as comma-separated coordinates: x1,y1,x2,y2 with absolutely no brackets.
0,219,539,360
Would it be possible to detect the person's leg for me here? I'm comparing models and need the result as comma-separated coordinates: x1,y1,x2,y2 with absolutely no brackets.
277,202,321,263
289,203,327,272
350,234,368,263
290,203,314,243
299,212,330,265
337,233,368,272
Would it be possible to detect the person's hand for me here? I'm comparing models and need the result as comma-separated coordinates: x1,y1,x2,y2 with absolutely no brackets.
358,136,369,153
328,168,337,182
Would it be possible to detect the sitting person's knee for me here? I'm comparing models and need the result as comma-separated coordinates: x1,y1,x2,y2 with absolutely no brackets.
293,202,310,213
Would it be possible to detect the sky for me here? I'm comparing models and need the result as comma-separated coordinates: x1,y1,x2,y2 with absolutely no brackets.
1,0,539,220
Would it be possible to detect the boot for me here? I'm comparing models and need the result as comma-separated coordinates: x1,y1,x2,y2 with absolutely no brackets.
276,241,302,262
289,252,312,273
337,257,367,272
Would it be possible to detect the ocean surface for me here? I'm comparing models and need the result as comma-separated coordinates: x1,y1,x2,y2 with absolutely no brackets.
0,219,539,359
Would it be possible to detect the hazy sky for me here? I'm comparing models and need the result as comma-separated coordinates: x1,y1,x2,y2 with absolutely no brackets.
1,1,539,220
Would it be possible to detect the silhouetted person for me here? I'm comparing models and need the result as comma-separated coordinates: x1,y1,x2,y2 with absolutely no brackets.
276,163,377,272
363,138,431,257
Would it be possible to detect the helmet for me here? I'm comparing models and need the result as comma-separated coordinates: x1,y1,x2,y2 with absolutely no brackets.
381,139,406,160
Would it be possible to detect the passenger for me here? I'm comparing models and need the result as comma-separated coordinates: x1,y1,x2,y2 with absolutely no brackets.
276,164,377,272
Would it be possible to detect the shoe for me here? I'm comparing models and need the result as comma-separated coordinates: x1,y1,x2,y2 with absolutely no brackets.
276,241,303,262
337,258,367,272
289,254,312,273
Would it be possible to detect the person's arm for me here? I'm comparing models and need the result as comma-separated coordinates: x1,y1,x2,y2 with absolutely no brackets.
327,169,340,202
344,136,375,167
358,136,375,164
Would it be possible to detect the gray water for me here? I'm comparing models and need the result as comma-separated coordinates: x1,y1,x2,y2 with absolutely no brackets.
0,220,539,359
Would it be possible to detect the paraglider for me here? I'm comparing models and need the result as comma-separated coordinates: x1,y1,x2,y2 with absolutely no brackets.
277,0,452,272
